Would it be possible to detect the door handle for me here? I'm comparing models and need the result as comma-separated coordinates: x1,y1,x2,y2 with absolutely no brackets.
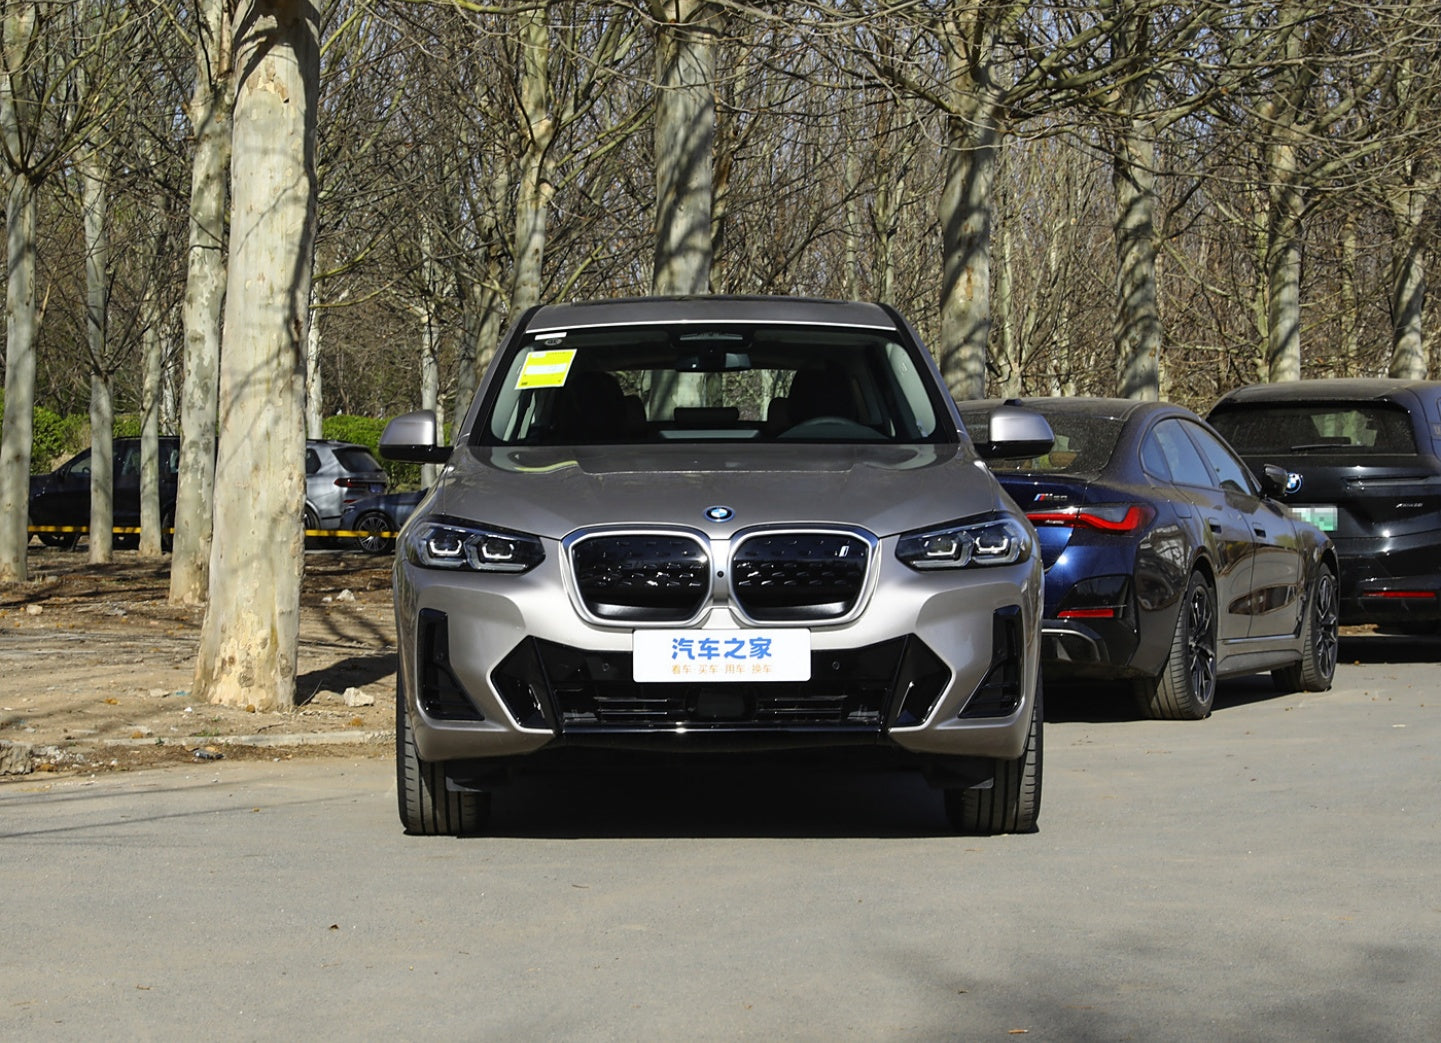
1253,527,1266,538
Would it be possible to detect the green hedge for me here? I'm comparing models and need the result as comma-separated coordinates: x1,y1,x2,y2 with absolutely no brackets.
1,393,88,473
322,413,433,490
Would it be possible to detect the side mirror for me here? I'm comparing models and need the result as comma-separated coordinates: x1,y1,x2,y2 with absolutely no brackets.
380,410,452,464
1257,463,1289,497
971,404,1055,460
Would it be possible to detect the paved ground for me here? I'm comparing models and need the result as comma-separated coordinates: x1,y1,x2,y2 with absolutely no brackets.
3,629,1438,1041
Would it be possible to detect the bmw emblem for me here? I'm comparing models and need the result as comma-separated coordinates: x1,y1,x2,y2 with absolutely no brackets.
704,505,734,523
1285,472,1303,495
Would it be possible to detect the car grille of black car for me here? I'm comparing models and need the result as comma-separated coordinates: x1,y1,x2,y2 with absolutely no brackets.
490,636,950,741
730,531,871,622
570,533,710,622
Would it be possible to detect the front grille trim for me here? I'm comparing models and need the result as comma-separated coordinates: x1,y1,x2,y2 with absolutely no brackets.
728,526,879,626
565,528,714,626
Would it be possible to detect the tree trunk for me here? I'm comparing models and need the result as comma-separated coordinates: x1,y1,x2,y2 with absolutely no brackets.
87,375,114,562
650,0,715,296
1114,117,1161,401
1387,171,1432,380
169,0,232,606
1265,157,1304,383
194,0,318,712
937,101,1000,401
82,150,114,563
511,0,554,313
994,203,1021,398
0,174,37,584
139,318,164,558
306,300,324,438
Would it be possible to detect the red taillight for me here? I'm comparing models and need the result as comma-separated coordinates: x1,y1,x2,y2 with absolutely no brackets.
1058,607,1118,619
335,477,381,489
1363,591,1436,600
1026,504,1154,533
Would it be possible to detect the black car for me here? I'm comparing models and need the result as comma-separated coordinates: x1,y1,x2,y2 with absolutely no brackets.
958,397,1340,719
29,437,181,549
1209,378,1441,632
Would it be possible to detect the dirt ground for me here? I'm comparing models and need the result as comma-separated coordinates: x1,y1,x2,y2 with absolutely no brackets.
0,545,398,777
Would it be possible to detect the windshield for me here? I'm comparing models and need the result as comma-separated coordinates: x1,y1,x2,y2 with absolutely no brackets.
1210,404,1417,455
478,323,947,446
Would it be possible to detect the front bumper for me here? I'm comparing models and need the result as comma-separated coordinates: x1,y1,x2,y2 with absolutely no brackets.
394,540,1043,766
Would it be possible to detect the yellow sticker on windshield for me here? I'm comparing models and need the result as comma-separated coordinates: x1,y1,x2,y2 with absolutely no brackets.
516,348,576,389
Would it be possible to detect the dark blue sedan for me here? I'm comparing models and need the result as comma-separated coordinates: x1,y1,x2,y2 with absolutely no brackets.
957,397,1340,719
339,488,429,554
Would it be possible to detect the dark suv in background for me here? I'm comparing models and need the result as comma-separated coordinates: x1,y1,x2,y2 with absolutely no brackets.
1209,378,1441,631
29,437,181,549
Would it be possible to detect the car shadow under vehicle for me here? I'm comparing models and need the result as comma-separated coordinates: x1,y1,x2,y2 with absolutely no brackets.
453,759,960,840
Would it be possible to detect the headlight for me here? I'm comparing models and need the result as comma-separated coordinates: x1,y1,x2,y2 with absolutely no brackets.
403,515,545,573
896,515,1031,570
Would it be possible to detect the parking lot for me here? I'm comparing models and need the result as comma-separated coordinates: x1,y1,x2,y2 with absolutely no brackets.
3,630,1437,1040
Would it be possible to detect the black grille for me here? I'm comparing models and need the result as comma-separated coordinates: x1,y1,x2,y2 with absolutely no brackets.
731,532,870,622
489,637,948,739
571,533,710,622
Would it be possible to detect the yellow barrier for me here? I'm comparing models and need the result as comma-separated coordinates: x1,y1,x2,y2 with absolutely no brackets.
27,524,398,539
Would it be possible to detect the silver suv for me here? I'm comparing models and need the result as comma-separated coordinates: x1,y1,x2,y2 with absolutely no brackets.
304,439,388,532
380,296,1053,835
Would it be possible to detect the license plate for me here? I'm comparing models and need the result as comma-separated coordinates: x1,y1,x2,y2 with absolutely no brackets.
632,629,811,683
1289,504,1338,532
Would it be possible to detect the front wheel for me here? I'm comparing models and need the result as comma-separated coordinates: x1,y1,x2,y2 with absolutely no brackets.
945,684,1043,835
1273,562,1339,693
396,681,490,836
1135,571,1216,720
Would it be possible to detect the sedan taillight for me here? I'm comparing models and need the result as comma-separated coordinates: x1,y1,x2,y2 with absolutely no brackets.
1026,504,1155,532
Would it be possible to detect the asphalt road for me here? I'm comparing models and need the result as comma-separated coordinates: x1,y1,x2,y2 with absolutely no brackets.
4,631,1438,1041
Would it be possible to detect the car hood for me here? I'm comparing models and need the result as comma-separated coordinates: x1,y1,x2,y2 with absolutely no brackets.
424,442,1004,540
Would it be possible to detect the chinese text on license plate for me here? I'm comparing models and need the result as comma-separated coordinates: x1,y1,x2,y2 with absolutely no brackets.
632,629,811,683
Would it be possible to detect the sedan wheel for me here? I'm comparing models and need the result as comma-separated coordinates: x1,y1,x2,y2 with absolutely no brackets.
1273,563,1339,693
352,510,395,555
1135,571,1216,720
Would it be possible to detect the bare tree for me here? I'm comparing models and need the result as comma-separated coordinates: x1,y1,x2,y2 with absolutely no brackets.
169,0,232,605
193,0,319,712
650,0,717,294
1,1,128,582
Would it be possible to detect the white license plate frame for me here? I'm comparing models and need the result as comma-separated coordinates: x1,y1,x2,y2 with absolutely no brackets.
632,629,812,683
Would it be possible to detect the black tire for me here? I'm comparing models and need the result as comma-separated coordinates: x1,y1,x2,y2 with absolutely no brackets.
1273,563,1339,693
396,681,490,836
1135,571,1217,720
352,510,394,555
945,684,1043,835
160,508,175,553
38,529,80,550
